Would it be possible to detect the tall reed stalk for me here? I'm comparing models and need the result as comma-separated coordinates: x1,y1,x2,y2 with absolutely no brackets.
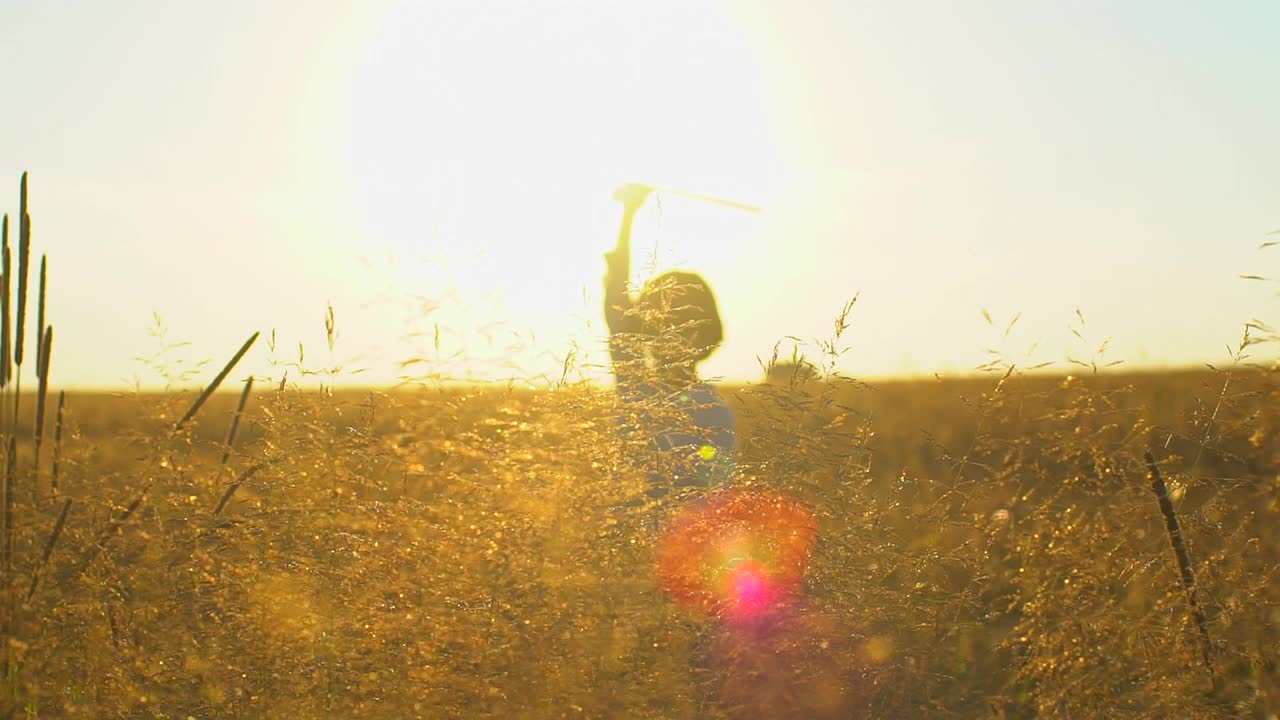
50,391,63,497
0,173,62,713
33,326,52,495
1145,450,1216,688
13,173,31,428
174,331,259,432
0,210,11,690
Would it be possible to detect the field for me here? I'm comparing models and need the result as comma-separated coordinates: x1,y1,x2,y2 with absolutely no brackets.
1,175,1277,720
4,358,1279,718
9,4,1280,715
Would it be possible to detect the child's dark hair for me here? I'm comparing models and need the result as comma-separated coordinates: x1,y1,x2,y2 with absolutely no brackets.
638,271,724,363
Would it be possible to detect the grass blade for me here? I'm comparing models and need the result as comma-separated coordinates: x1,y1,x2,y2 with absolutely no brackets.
76,481,152,580
50,391,64,496
212,459,276,517
33,326,52,488
1145,450,1215,688
15,175,29,371
26,498,71,601
175,331,259,431
34,256,45,377
0,436,9,698
219,377,254,467
1,222,10,389
3,437,14,576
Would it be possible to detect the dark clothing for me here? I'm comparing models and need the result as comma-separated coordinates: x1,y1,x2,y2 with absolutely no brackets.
603,210,735,490
608,333,736,491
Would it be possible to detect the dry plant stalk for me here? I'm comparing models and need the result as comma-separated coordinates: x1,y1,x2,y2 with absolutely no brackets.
9,178,30,439
34,256,44,375
213,460,275,517
50,391,64,496
1,436,13,682
219,376,254,467
1,221,10,390
76,481,153,580
32,326,52,487
2,436,13,585
1145,450,1215,687
26,498,71,601
174,331,260,431
14,173,30,377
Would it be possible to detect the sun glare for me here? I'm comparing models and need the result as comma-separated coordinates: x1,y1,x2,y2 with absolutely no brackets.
346,1,779,381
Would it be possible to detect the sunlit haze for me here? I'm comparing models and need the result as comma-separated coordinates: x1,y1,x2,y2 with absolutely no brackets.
2,0,1278,389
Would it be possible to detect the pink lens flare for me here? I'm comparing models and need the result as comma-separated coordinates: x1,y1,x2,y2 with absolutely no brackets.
656,489,817,621
724,561,776,619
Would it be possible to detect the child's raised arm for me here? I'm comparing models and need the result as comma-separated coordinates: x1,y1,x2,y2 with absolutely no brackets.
604,183,653,388
603,183,652,335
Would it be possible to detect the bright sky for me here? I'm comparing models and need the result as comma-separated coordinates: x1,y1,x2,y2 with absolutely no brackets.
1,0,1277,390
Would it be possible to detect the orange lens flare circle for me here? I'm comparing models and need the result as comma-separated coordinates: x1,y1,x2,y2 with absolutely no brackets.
656,489,817,621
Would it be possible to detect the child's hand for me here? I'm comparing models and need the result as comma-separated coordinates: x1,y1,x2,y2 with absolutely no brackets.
613,183,654,211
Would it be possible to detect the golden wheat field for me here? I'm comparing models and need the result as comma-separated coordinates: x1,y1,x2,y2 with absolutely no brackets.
7,2,1280,716
0,164,1274,718
0,359,1274,719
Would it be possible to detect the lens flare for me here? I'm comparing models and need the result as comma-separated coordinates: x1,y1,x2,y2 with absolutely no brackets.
725,561,774,617
656,489,816,622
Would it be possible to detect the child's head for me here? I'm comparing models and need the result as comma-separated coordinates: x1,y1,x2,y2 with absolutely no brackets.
637,271,723,367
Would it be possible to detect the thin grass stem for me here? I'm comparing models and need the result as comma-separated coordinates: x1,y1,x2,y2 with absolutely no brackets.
175,331,259,431
1145,450,1216,689
220,377,254,467
32,326,51,494
50,392,63,497
75,481,153,580
25,498,70,601
34,257,44,381
213,459,276,517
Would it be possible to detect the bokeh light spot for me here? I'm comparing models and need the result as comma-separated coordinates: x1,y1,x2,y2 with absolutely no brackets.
656,489,816,622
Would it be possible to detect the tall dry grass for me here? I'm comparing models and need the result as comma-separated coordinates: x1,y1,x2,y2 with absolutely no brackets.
0,172,1276,718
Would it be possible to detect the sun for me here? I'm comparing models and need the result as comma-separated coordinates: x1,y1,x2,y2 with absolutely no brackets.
343,0,778,381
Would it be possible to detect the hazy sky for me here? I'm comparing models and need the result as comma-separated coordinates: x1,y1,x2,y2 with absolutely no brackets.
1,0,1277,390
